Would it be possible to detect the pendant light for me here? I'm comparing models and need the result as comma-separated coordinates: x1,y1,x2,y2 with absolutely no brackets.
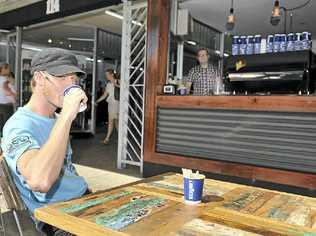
226,0,235,31
270,0,281,25
272,0,281,17
270,0,311,29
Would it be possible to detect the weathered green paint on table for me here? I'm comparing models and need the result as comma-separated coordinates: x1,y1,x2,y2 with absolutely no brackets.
34,173,316,236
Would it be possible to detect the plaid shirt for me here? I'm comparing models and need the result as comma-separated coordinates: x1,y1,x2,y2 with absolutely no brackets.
187,64,218,96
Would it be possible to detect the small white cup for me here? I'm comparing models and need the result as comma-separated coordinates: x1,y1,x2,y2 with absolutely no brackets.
63,85,87,112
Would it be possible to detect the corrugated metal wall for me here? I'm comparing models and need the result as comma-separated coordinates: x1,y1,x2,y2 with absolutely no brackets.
156,107,316,173
98,30,121,60
0,44,6,62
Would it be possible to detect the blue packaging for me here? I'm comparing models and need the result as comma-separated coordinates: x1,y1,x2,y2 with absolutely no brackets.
239,36,247,55
273,34,280,52
293,34,298,50
246,35,254,55
308,32,312,49
232,36,239,55
184,176,204,204
179,87,187,95
266,35,274,53
279,34,286,52
286,33,294,51
295,33,302,51
302,32,309,50
254,34,261,54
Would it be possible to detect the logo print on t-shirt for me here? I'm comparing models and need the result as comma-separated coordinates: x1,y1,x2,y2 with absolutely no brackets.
7,136,32,155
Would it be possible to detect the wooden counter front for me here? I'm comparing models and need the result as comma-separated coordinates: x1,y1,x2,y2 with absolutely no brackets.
144,95,316,190
157,95,316,112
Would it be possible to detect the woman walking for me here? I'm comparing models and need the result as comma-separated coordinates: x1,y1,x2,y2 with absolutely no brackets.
96,69,120,144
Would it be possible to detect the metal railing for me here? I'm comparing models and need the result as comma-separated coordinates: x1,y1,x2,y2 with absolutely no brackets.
117,0,147,174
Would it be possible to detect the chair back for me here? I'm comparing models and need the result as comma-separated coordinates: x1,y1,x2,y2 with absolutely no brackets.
0,155,25,211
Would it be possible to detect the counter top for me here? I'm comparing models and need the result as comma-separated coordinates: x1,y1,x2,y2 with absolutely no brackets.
157,95,316,112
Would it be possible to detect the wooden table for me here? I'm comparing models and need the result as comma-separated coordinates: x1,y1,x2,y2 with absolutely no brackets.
34,173,316,236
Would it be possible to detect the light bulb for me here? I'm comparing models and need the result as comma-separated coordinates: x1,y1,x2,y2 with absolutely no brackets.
272,0,280,17
227,13,235,24
226,8,235,31
271,0,281,26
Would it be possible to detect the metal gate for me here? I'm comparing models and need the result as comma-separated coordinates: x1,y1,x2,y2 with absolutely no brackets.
117,0,147,174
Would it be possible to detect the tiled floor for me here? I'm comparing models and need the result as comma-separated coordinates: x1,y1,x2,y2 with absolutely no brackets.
0,129,141,235
75,165,140,192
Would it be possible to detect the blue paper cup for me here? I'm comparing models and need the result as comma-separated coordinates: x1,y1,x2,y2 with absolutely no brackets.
179,87,187,95
183,174,205,204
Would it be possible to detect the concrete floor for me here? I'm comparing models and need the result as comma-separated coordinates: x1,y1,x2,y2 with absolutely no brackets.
72,130,141,180
0,129,141,235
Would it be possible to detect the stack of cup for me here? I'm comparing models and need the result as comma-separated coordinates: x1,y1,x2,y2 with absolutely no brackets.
294,33,302,51
286,33,294,51
302,32,309,50
266,35,274,53
254,34,262,54
273,34,280,52
246,35,254,55
232,36,240,56
239,36,247,55
279,34,287,52
308,32,312,49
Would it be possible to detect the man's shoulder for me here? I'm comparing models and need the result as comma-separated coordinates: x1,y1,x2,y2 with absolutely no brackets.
1,108,41,162
3,108,34,133
189,65,201,72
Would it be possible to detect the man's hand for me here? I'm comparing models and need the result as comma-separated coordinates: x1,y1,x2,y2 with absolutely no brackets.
60,88,88,122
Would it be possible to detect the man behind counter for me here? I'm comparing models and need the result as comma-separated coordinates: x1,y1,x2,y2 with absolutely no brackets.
186,48,221,96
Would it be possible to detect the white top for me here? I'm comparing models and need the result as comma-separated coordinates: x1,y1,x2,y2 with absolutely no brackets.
0,76,15,104
105,82,115,103
105,81,119,116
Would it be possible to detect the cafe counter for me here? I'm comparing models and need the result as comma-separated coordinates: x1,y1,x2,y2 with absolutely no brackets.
143,0,316,195
143,95,316,192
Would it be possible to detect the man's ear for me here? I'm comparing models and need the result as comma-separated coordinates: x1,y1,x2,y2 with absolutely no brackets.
34,71,45,87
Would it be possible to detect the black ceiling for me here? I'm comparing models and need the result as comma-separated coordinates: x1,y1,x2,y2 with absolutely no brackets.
0,0,122,30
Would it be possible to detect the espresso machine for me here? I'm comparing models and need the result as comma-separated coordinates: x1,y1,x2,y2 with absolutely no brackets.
224,50,316,95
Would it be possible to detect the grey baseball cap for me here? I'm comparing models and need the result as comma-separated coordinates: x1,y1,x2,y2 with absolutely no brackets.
0,61,8,68
31,48,86,79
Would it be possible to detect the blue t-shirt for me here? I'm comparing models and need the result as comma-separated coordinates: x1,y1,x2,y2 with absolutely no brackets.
1,106,88,215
